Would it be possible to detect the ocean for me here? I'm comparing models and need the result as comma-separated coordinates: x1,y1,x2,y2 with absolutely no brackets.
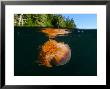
14,27,97,76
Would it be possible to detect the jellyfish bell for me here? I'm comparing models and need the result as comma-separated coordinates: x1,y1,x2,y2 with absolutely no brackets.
38,40,71,68
38,28,71,68
54,44,71,66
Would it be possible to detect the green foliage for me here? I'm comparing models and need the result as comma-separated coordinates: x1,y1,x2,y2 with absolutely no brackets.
14,14,76,29
65,17,76,29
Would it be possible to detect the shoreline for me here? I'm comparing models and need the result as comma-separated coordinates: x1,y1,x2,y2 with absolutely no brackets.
14,26,73,29
14,26,97,30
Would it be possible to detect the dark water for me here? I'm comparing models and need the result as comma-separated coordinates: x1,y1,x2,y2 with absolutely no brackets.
14,27,97,76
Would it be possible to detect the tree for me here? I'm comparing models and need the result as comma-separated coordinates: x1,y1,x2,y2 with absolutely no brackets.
14,14,76,29
65,17,76,29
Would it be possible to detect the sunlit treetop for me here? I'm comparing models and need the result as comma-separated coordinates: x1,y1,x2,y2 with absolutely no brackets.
14,14,76,29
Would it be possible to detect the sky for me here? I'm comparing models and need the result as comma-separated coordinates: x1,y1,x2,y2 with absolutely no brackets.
62,14,97,29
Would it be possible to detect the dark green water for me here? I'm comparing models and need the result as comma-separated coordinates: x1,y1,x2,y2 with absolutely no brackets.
14,27,97,76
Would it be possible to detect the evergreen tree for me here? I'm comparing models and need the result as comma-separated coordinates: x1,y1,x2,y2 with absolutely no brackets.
14,14,76,29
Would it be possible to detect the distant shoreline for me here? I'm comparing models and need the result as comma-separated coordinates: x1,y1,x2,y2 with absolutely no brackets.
14,26,97,30
14,26,74,29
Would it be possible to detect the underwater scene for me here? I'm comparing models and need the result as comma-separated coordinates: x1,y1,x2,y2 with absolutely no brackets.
14,14,97,76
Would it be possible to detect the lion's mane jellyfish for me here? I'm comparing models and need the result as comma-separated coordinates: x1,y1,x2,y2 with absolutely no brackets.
38,28,71,68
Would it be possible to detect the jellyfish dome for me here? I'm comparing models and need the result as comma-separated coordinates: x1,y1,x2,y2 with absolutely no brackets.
38,40,71,68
